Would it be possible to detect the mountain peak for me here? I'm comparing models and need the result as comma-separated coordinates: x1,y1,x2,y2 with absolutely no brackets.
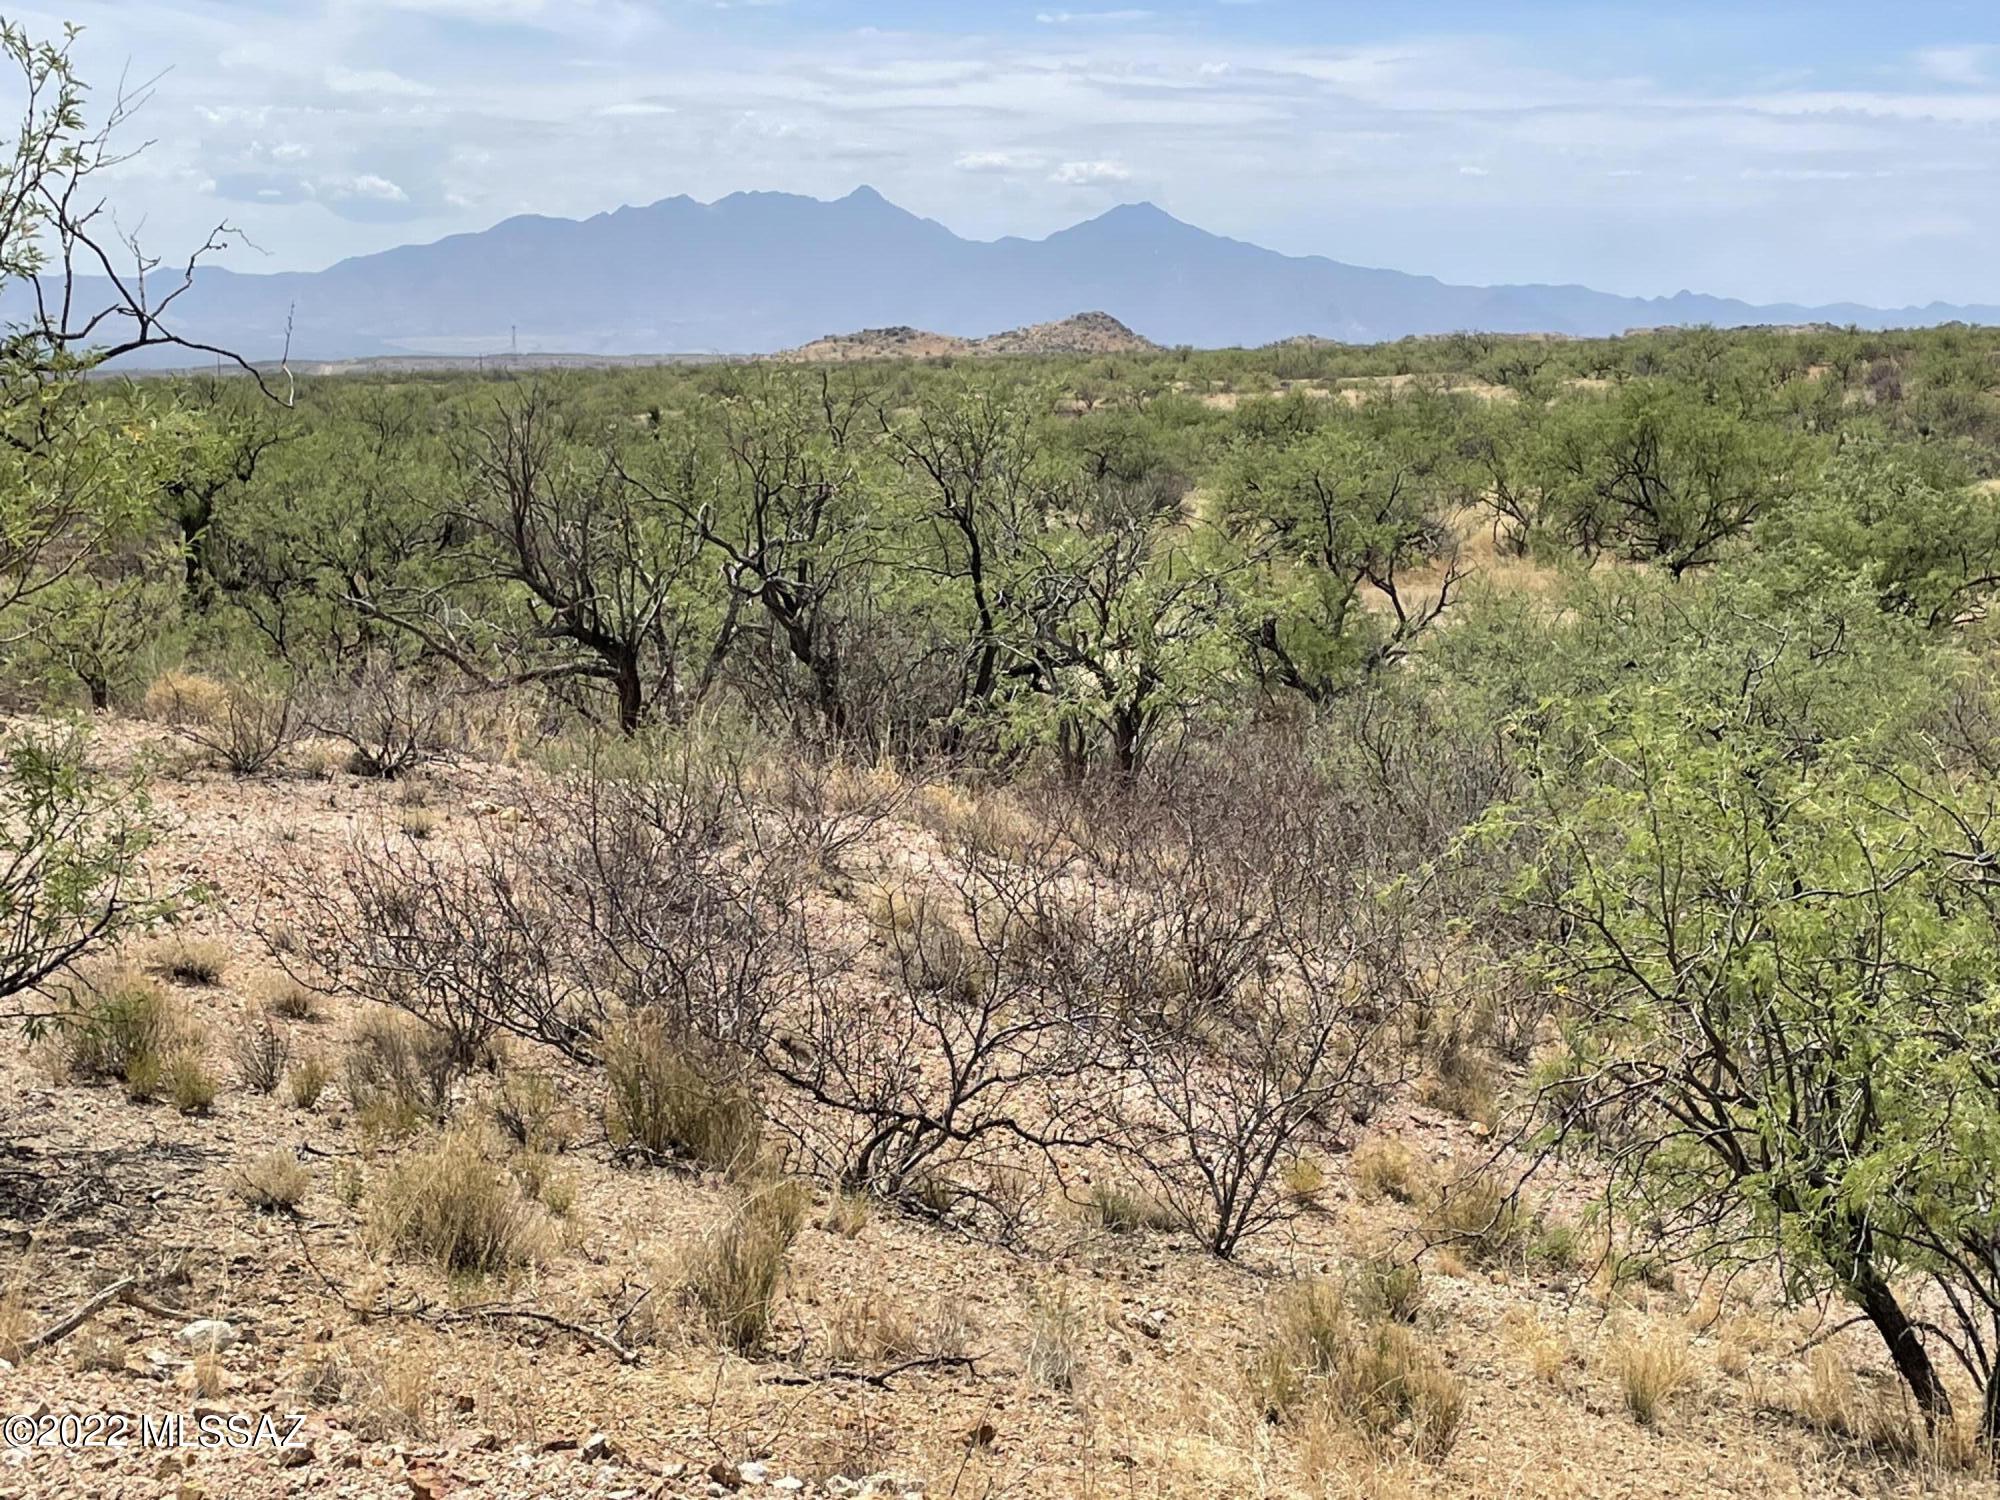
1089,200,1184,227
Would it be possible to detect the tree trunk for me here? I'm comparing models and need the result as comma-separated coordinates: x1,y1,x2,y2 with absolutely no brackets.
1850,1266,1954,1426
613,649,644,735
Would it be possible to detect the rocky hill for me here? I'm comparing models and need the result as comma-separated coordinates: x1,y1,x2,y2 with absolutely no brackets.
776,310,1158,363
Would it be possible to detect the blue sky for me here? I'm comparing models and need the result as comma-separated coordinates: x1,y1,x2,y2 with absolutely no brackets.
26,0,2000,305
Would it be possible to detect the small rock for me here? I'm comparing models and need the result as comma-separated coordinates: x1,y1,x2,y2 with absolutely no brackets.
461,1430,500,1453
540,1435,578,1453
1129,1307,1168,1340
176,1320,238,1353
276,1444,314,1469
737,1459,768,1485
580,1432,613,1462
771,1480,805,1494
707,1459,742,1491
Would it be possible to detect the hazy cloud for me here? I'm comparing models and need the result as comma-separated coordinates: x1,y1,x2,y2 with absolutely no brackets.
1051,159,1133,184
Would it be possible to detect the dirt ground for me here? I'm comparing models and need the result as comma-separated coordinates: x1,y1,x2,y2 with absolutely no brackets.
0,719,1992,1500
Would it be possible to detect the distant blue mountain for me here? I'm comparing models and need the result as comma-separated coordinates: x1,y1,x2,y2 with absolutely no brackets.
71,187,2000,363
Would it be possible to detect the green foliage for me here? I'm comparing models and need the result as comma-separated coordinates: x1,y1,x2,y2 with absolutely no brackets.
0,728,174,1017
1516,657,2000,1427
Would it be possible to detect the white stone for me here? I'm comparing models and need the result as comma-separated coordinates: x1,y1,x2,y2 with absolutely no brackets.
175,1319,238,1352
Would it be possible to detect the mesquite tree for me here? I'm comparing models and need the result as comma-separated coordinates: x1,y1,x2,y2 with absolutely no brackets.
1522,689,2000,1439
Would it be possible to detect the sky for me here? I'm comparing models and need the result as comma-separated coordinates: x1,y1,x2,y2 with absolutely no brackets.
22,0,2000,307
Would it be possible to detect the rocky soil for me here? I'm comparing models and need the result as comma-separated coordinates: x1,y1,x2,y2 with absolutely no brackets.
0,718,1990,1500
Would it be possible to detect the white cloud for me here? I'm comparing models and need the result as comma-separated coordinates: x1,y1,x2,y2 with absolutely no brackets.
1036,10,1153,23
598,101,676,117
1914,45,1991,87
324,66,436,98
955,150,1039,173
1457,164,1488,177
319,172,411,202
1051,159,1132,184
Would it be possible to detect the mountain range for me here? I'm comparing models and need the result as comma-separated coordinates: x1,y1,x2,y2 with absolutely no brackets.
83,187,2000,364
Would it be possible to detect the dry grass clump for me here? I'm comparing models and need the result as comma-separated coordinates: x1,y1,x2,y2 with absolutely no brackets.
49,968,190,1093
236,1149,310,1213
144,669,230,724
1281,1155,1329,1206
255,972,321,1022
1086,1181,1180,1234
0,1283,31,1365
508,1151,576,1217
344,1011,457,1132
1246,1278,1464,1461
490,1066,572,1153
288,1052,332,1110
1613,1328,1693,1426
1787,1344,1977,1468
1423,1169,1530,1268
74,1331,128,1373
144,669,298,775
682,1179,809,1353
1501,1308,1575,1385
144,934,230,987
826,1291,971,1365
913,782,1038,860
1026,1281,1086,1392
1353,1137,1423,1204
367,1129,551,1276
190,1350,225,1397
603,1017,760,1174
163,1049,219,1114
230,1016,292,1094
289,1342,437,1439
1418,1038,1500,1127
820,1191,870,1239
1353,1256,1425,1325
